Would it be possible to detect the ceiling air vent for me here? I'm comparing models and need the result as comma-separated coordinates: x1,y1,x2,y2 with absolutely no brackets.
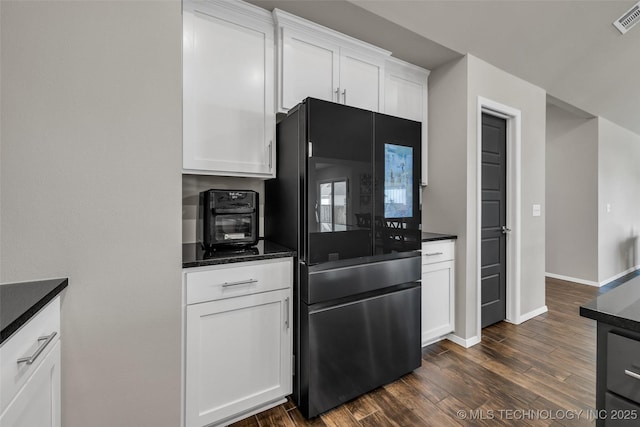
613,1,640,34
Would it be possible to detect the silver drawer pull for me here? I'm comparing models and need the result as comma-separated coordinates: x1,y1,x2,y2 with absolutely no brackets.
284,297,290,329
424,252,444,256
17,332,57,365
222,279,258,288
625,369,640,380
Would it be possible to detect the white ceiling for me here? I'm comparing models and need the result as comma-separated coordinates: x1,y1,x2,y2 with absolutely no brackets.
250,0,640,135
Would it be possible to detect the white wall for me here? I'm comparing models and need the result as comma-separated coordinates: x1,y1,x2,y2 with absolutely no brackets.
545,105,598,283
423,56,470,337
425,54,547,342
598,117,640,283
0,2,182,426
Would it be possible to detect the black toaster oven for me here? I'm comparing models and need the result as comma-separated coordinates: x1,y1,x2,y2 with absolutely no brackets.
198,189,259,249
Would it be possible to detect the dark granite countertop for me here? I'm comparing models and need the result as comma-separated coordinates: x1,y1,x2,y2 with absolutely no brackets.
580,276,640,333
1,278,68,345
422,232,458,242
183,239,296,268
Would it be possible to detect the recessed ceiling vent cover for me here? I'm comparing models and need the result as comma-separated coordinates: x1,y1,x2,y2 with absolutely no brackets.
614,1,640,34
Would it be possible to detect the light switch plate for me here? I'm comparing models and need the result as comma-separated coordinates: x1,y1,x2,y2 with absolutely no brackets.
532,204,541,217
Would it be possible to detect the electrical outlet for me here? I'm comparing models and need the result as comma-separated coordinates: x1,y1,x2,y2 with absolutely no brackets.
532,204,541,217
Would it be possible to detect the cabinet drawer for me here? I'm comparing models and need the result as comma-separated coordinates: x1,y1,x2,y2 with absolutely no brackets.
605,392,640,426
185,258,293,305
607,333,640,403
421,241,454,265
0,296,60,414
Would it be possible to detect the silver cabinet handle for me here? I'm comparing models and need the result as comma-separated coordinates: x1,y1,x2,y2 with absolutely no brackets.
335,87,340,103
222,279,258,288
268,141,273,170
342,89,347,104
424,252,444,256
284,297,290,329
502,226,512,234
17,332,57,365
625,369,640,380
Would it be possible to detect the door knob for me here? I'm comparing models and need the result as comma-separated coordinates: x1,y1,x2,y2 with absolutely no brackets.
501,226,511,234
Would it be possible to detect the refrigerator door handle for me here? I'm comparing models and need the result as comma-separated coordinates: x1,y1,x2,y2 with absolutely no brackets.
315,201,319,224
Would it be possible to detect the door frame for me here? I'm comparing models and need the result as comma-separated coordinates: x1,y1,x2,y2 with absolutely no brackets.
475,97,522,341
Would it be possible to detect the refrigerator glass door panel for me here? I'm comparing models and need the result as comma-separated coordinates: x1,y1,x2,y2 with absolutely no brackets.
384,143,413,218
306,99,373,265
374,114,421,255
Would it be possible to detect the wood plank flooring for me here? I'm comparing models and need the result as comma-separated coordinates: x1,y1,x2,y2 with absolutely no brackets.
231,278,600,426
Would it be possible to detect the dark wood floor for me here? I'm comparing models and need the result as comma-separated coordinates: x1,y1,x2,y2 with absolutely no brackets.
232,278,600,426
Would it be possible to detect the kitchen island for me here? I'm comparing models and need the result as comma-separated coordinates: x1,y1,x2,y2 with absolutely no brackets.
581,276,640,426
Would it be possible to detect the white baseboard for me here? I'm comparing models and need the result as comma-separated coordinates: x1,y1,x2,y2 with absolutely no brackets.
599,265,640,286
545,272,599,287
506,305,548,325
446,333,480,348
546,266,640,288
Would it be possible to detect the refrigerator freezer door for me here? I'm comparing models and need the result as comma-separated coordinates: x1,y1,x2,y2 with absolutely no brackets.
299,283,421,418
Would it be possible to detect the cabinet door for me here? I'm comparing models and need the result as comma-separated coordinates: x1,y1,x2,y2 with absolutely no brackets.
0,341,61,427
183,2,275,177
384,71,424,122
185,289,292,427
279,29,340,111
421,260,454,345
339,49,384,112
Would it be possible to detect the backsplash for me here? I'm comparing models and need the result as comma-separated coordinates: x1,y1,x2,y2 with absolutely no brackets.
182,175,265,244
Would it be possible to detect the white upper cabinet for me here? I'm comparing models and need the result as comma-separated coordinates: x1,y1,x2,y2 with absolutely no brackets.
384,57,430,185
384,57,429,122
279,31,339,109
183,0,275,178
273,9,390,113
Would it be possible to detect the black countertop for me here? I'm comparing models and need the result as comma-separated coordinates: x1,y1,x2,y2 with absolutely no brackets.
183,240,296,268
0,278,68,345
422,232,458,242
580,276,640,333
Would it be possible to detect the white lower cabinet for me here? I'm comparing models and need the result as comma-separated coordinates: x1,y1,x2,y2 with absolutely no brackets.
184,258,293,427
0,297,61,427
0,342,61,427
421,240,455,346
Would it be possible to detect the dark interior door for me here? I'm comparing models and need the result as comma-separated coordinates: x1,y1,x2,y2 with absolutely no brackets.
306,98,373,265
481,113,507,328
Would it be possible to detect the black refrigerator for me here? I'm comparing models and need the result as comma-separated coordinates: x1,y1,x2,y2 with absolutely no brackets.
265,98,422,418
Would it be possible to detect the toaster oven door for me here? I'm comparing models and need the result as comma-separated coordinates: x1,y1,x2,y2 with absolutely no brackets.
213,214,257,246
